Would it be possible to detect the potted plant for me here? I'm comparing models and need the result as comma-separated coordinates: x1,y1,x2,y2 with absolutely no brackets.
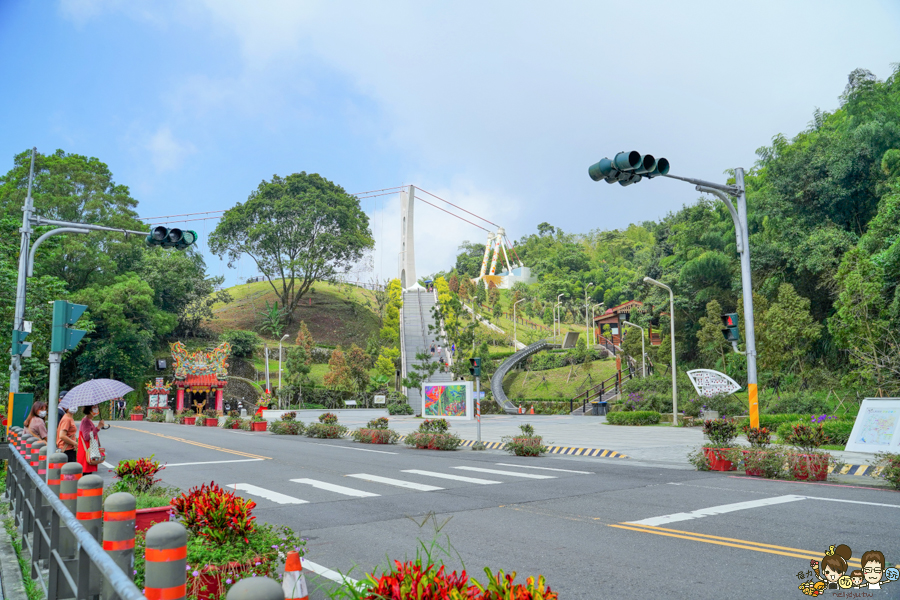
130,405,145,421
183,409,197,426
204,408,219,427
133,482,305,600
106,456,176,532
173,409,186,425
146,410,166,423
701,419,738,471
269,412,305,435
501,423,548,457
784,423,830,481
405,418,462,451
223,412,244,430
304,412,348,438
249,413,268,432
740,426,772,477
351,416,400,444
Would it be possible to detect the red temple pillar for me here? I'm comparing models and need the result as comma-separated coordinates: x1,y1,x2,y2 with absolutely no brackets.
215,388,224,413
176,387,184,412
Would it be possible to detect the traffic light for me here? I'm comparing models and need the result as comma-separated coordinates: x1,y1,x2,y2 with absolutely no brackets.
51,300,88,353
469,357,482,377
589,151,670,187
145,226,198,249
11,329,31,357
721,313,740,342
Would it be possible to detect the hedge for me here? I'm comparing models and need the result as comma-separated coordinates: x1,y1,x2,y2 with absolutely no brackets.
734,414,806,430
606,410,661,426
776,419,855,446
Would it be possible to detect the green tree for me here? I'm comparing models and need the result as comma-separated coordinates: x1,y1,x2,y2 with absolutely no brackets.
475,279,487,305
209,172,374,323
323,347,352,390
294,321,314,364
284,346,311,387
758,283,822,376
220,330,262,358
345,344,371,393
695,300,728,369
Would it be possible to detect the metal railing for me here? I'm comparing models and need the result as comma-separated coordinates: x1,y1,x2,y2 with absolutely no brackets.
4,441,144,600
570,365,637,414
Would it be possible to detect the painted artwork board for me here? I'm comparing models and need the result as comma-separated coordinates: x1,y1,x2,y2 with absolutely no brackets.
421,381,473,420
844,398,900,453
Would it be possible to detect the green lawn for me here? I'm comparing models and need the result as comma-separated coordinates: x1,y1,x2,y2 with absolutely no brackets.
503,358,618,400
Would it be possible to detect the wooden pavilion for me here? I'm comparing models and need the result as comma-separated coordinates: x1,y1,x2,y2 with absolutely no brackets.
593,300,662,346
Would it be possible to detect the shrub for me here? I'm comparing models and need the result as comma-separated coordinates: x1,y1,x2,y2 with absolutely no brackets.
220,329,262,358
774,419,852,447
763,393,830,415
281,411,298,421
174,410,186,424
701,393,746,417
194,414,206,426
606,411,661,426
351,428,400,444
873,452,900,490
735,413,806,430
170,482,257,544
114,456,164,493
502,425,547,457
305,423,348,439
223,415,243,429
388,402,414,415
203,409,218,418
405,432,462,450
367,417,390,429
743,427,772,448
319,412,338,425
268,421,304,435
702,419,738,447
782,423,830,453
681,398,704,418
419,418,450,433
146,411,166,423
621,393,653,412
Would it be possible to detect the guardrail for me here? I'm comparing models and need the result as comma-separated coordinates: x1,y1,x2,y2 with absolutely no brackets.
4,428,144,600
570,365,636,414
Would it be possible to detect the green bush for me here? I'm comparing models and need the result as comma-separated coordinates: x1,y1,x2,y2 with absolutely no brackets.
404,432,462,450
146,411,166,423
419,418,450,433
304,423,348,439
782,423,830,453
351,428,400,444
735,413,806,430
268,421,304,435
762,393,831,415
702,418,738,447
220,329,262,358
606,411,661,426
873,452,900,490
776,419,852,447
387,403,414,415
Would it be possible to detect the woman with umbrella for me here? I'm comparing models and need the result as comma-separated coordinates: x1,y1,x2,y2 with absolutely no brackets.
58,378,133,473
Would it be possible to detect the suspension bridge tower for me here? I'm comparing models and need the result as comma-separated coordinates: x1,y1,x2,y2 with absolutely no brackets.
399,184,418,290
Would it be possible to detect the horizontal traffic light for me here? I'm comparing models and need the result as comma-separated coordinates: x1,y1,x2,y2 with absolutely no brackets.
589,152,670,186
721,312,740,342
146,226,198,250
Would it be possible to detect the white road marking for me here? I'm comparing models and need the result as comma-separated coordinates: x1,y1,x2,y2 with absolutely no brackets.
453,466,556,479
305,442,397,455
165,459,265,467
101,461,115,469
802,496,900,509
290,478,380,498
628,495,807,526
302,558,362,588
496,463,593,474
402,469,500,485
347,473,444,491
226,483,308,505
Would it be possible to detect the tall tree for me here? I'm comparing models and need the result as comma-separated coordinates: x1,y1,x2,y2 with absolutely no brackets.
209,172,374,323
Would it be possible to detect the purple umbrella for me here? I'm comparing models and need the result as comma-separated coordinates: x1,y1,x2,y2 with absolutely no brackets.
58,379,134,409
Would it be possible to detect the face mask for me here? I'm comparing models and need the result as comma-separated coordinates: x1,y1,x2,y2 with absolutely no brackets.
38,410,47,418
92,408,100,417
68,407,78,414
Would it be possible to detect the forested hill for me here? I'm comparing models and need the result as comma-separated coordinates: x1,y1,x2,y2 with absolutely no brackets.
451,66,900,393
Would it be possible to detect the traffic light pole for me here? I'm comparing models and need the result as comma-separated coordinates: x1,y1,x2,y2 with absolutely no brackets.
46,351,61,455
664,169,760,429
473,376,483,450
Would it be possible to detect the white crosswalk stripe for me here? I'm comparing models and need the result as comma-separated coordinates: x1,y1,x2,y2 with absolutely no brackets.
346,474,444,491
290,478,380,497
227,483,308,505
495,463,593,474
453,466,556,479
401,469,500,484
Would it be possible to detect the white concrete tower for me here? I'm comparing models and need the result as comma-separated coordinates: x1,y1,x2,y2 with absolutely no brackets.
399,185,417,289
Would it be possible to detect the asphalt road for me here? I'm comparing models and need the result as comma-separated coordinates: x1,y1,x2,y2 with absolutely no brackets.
98,422,900,599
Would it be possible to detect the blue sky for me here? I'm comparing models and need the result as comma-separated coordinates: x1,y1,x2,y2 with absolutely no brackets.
2,1,899,287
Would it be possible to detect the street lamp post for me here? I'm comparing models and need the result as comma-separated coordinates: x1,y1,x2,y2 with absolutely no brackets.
278,333,289,397
591,303,603,345
556,294,565,342
622,320,645,377
584,283,594,349
643,277,676,421
513,298,525,350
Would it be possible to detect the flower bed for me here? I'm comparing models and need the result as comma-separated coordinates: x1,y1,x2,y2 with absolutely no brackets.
502,424,548,456
405,432,462,450
304,412,348,438
352,417,400,444
268,421,304,435
606,410,660,426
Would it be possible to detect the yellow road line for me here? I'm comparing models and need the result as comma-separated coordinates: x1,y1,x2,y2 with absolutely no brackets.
619,523,862,566
114,425,272,460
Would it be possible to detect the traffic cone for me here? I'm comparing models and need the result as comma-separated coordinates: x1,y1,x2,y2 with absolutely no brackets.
518,405,523,414
528,406,535,415
282,551,309,600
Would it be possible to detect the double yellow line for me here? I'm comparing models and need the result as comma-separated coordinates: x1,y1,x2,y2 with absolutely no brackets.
114,425,271,460
609,522,864,566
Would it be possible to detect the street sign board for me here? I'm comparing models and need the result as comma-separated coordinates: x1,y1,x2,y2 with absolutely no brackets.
845,398,900,454
686,369,742,397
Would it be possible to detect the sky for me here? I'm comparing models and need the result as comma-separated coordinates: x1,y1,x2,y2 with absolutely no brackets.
2,1,899,288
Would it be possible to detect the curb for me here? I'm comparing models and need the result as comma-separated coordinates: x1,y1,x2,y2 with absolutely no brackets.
0,508,28,600
458,439,629,458
829,464,885,477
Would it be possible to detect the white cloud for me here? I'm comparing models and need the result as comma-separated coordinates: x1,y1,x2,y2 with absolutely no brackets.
146,126,196,172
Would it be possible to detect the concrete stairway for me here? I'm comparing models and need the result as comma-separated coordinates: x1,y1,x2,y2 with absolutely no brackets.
401,289,454,414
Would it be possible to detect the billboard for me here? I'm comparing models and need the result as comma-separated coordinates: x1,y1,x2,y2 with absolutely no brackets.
421,381,473,420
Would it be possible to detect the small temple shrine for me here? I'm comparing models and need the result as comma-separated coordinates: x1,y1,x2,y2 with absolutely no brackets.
170,341,231,414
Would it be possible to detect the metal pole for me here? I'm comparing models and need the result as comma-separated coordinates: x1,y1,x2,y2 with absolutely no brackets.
584,283,594,347
264,346,270,392
473,376,483,450
46,352,61,460
513,298,524,349
643,277,676,422
734,168,759,428
9,148,36,395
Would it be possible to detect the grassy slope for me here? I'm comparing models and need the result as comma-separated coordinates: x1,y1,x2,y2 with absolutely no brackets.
503,358,618,400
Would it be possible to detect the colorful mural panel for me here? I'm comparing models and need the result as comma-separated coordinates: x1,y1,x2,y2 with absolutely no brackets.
423,383,468,418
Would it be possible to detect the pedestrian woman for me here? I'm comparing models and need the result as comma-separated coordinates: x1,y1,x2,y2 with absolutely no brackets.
24,401,48,442
77,404,108,474
56,404,80,462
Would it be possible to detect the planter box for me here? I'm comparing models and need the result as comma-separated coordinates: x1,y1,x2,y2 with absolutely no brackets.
130,414,144,421
183,417,196,425
741,449,764,477
205,418,219,427
135,506,172,532
250,421,267,432
703,447,736,471
792,453,829,481
231,423,241,429
191,559,269,600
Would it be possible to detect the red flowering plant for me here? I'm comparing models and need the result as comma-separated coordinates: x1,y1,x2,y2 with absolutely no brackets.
112,455,165,493
170,483,257,545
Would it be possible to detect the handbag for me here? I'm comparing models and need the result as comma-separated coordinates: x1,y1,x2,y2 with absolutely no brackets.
88,432,101,462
